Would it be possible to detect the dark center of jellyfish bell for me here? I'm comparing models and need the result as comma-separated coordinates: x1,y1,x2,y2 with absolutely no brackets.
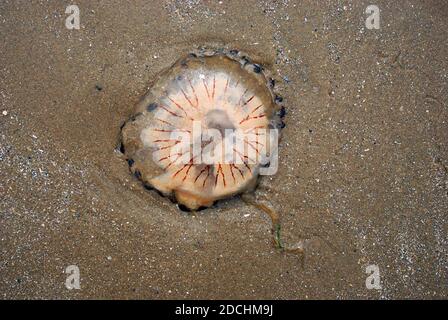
204,109,235,137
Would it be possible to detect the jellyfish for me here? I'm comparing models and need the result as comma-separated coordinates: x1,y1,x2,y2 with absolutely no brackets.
121,48,285,210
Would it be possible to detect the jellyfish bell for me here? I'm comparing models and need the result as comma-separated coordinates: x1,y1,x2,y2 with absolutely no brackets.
121,48,285,210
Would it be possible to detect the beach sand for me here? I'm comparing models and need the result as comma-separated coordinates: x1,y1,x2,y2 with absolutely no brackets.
0,0,447,299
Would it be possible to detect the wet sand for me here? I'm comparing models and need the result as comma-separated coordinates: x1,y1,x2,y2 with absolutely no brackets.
0,0,447,299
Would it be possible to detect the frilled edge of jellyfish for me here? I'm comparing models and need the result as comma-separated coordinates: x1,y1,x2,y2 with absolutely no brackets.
118,47,287,211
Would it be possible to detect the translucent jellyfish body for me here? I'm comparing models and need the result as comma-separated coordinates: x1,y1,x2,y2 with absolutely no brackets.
121,49,285,210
